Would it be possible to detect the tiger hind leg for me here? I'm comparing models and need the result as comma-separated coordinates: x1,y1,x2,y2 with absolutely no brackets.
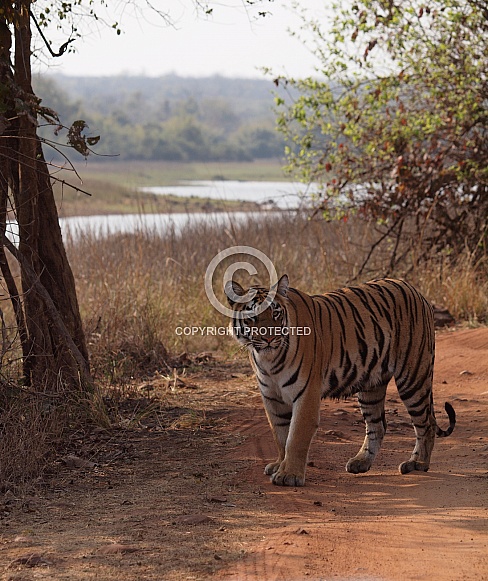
346,384,388,474
397,378,436,474
398,420,436,474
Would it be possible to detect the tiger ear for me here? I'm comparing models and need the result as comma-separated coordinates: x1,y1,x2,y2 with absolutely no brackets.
273,274,289,298
224,280,245,306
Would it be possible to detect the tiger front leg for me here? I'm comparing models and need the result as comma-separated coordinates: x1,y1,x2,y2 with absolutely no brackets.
269,389,321,487
261,394,291,478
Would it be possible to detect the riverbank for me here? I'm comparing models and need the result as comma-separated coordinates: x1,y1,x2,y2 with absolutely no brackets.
53,160,289,217
56,188,267,217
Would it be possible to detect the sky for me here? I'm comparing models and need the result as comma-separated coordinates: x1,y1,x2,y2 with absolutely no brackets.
35,1,327,79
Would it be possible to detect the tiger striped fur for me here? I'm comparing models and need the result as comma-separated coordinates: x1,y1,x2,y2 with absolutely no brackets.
225,275,456,487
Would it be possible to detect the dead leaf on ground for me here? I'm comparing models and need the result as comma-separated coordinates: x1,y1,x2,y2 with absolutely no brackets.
62,455,96,470
296,528,310,535
9,553,52,568
173,514,215,525
323,430,346,439
195,352,214,363
208,496,228,503
13,535,36,544
98,544,140,555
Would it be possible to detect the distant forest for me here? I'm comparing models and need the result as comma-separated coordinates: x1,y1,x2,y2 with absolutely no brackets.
35,75,286,162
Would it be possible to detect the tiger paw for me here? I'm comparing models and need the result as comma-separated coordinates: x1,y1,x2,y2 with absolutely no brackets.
399,460,429,474
264,461,281,476
271,470,305,487
345,456,373,474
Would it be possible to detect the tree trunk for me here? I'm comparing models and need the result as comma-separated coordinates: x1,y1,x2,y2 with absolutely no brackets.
0,15,30,371
0,2,91,390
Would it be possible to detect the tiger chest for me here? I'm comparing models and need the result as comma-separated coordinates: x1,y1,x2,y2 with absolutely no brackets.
252,356,313,407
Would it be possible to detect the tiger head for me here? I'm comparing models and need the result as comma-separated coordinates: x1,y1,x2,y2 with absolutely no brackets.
224,274,290,354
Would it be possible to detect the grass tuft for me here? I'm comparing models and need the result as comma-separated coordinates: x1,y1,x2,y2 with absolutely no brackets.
417,252,488,326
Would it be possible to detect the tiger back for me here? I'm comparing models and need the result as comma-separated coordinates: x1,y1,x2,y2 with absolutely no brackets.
225,275,456,487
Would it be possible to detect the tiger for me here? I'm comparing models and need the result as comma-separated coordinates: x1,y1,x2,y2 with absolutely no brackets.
224,275,456,487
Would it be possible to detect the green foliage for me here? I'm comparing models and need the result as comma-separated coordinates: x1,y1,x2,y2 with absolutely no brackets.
275,0,488,273
34,75,285,162
29,1,283,162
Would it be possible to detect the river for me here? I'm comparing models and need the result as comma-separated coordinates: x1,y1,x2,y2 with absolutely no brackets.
59,180,315,239
60,210,283,240
139,180,315,209
5,181,313,243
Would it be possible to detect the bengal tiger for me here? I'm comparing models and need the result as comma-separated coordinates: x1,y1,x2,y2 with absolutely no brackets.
225,275,456,487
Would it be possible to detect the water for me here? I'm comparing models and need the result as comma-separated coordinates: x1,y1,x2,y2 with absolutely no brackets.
60,210,282,240
8,181,314,242
59,180,317,239
139,180,316,209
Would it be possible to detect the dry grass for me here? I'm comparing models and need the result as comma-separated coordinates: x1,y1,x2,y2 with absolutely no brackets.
65,211,488,385
0,373,114,493
0,380,78,494
417,252,488,326
66,213,371,381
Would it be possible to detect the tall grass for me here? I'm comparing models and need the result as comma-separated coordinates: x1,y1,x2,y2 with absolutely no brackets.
66,213,365,381
65,211,488,384
0,389,63,492
0,377,107,493
418,252,488,326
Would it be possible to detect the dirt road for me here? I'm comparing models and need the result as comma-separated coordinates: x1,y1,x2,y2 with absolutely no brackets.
1,328,487,580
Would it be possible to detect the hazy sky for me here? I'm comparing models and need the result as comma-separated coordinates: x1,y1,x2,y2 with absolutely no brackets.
37,1,326,78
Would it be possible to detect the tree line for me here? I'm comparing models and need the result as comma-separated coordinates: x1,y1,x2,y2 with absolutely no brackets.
35,74,286,161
